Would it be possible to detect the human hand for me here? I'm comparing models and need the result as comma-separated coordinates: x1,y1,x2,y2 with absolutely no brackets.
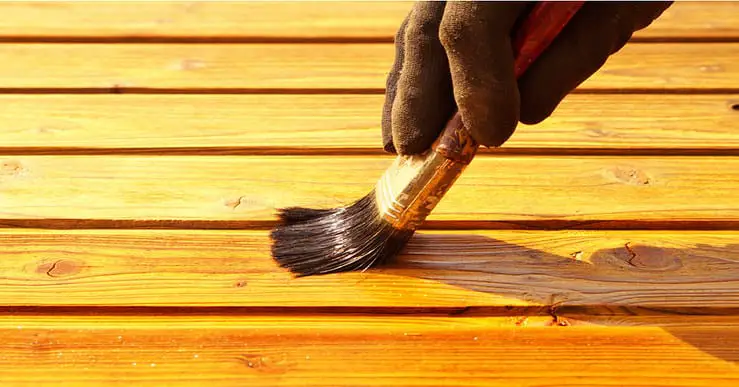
381,1,673,155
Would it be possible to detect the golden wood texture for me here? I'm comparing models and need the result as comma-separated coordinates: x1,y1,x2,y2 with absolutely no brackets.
2,229,738,310
1,316,739,386
0,155,736,224
0,43,736,89
0,2,737,385
0,1,735,39
0,94,737,150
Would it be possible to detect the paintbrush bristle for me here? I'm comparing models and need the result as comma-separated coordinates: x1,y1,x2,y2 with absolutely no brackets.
270,189,415,277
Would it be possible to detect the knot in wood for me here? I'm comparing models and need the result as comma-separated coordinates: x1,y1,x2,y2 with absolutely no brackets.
237,352,290,374
178,59,206,71
624,244,683,272
605,165,651,186
1,159,24,177
36,259,83,278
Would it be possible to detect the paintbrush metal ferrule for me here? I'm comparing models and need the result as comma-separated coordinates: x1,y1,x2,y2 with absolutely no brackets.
375,114,478,231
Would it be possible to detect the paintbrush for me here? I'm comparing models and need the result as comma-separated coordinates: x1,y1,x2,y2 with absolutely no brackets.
270,1,585,277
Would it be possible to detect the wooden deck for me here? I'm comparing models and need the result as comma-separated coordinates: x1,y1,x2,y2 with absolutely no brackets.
1,1,739,385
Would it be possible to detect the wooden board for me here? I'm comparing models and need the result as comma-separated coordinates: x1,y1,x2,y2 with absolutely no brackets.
0,2,736,386
1,94,737,151
0,2,735,40
0,43,736,90
2,229,739,311
1,155,737,226
2,316,739,386
643,1,739,39
0,1,414,40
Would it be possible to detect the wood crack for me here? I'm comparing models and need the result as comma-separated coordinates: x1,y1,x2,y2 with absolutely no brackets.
624,242,638,267
45,260,60,278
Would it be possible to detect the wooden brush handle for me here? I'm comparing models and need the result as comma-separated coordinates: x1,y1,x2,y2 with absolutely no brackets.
433,1,584,164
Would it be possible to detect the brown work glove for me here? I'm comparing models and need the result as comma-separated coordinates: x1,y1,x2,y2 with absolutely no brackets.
382,1,673,154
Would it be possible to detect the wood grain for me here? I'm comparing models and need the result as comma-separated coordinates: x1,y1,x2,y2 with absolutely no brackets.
2,316,739,386
2,229,739,311
1,2,736,386
1,155,737,225
1,94,737,150
0,2,734,39
0,43,735,90
644,2,739,39
0,1,413,39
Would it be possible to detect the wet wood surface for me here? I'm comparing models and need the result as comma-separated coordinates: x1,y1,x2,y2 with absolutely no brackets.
2,229,739,311
2,316,739,386
1,1,738,385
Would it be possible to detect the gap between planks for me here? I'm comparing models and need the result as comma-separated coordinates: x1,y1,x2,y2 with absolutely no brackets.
0,88,738,95
2,36,739,44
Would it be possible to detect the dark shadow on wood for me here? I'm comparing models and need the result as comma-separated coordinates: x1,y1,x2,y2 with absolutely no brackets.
381,232,739,363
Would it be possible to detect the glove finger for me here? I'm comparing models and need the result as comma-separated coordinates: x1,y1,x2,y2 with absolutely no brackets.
439,1,529,148
390,1,455,155
381,14,410,154
517,1,673,125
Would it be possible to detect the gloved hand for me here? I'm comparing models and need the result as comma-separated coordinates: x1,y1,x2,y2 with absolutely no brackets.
382,1,673,154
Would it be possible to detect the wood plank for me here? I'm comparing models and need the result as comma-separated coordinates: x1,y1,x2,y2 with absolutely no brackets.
0,1,414,39
2,229,739,310
1,316,739,386
0,43,735,90
0,2,734,39
642,1,739,39
1,94,737,150
0,155,737,225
